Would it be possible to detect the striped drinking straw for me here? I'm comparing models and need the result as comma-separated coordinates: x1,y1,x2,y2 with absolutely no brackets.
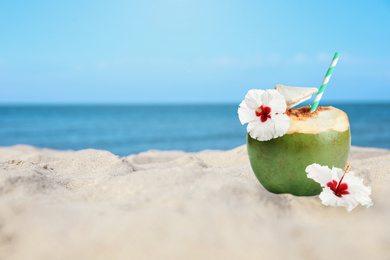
310,52,340,112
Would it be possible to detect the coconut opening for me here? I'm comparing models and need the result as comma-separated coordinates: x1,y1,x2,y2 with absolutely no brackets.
286,106,349,134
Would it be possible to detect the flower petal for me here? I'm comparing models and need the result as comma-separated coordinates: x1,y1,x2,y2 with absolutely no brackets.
261,89,287,113
244,89,265,110
342,172,373,209
330,167,344,182
247,118,276,141
238,100,257,125
319,188,358,212
319,188,340,206
306,163,334,186
271,114,290,138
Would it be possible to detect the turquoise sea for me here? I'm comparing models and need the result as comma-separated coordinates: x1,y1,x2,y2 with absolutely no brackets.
0,103,389,156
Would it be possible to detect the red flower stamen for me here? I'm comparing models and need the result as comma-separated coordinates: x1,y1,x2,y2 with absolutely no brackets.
327,173,350,197
255,105,271,122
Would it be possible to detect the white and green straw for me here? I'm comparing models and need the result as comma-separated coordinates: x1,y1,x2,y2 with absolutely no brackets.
310,52,340,112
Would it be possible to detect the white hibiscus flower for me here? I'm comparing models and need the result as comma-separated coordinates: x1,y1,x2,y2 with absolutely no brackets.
306,163,373,212
238,89,290,141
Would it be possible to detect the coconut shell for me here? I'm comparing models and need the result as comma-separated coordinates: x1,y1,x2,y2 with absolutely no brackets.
275,84,318,108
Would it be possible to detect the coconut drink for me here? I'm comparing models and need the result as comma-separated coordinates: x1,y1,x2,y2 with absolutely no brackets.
247,105,350,196
237,53,374,210
238,85,351,196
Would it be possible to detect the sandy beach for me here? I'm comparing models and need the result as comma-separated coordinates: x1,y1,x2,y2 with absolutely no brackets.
0,144,389,260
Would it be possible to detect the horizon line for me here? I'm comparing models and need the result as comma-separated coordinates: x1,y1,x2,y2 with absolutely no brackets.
1,100,390,106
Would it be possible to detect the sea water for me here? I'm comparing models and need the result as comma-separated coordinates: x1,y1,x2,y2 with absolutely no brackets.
0,103,389,156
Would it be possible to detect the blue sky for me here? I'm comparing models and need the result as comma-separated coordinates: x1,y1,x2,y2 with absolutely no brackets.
1,0,389,104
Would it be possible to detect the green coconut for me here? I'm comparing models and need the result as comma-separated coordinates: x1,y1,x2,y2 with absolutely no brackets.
247,106,351,196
